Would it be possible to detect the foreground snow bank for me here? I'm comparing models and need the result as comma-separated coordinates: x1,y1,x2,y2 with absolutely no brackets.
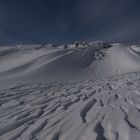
0,72,140,140
1,41,140,139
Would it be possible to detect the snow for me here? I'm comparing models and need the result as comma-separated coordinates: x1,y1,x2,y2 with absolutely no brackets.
0,42,140,140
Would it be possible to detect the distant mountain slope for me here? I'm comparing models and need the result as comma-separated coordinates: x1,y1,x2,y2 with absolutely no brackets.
0,41,140,86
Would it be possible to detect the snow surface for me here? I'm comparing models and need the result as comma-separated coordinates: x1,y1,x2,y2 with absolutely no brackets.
0,42,140,140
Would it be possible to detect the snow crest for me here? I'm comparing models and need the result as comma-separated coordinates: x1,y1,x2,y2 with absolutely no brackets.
1,42,140,139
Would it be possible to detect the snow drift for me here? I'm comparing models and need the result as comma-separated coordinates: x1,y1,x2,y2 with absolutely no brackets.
0,41,140,83
1,42,140,140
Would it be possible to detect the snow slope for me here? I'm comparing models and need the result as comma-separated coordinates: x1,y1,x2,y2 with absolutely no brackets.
0,42,140,84
1,42,140,140
1,73,140,140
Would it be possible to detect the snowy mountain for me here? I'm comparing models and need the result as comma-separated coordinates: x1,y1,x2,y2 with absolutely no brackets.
0,41,140,86
0,41,140,140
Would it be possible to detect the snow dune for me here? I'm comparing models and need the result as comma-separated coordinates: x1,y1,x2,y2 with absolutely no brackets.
1,73,140,140
0,41,140,140
0,42,140,83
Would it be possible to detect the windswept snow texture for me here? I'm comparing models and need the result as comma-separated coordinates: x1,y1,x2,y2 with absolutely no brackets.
1,73,140,140
1,42,140,139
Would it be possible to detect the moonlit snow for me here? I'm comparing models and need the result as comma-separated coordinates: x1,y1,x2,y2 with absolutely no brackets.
1,41,140,140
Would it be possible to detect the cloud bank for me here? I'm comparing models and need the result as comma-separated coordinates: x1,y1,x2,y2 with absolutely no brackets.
0,0,140,44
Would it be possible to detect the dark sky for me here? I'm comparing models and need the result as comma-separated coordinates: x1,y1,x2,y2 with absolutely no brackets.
0,0,140,44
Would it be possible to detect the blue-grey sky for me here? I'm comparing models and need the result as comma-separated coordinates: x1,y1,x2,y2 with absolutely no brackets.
0,0,140,44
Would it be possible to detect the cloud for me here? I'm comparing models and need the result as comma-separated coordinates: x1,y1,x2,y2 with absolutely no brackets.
88,19,140,43
0,0,140,44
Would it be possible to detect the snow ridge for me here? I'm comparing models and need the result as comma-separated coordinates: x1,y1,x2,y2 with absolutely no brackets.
0,41,140,139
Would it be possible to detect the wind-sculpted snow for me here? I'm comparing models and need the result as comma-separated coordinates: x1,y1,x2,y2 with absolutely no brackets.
1,72,140,140
1,42,140,139
0,42,140,86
